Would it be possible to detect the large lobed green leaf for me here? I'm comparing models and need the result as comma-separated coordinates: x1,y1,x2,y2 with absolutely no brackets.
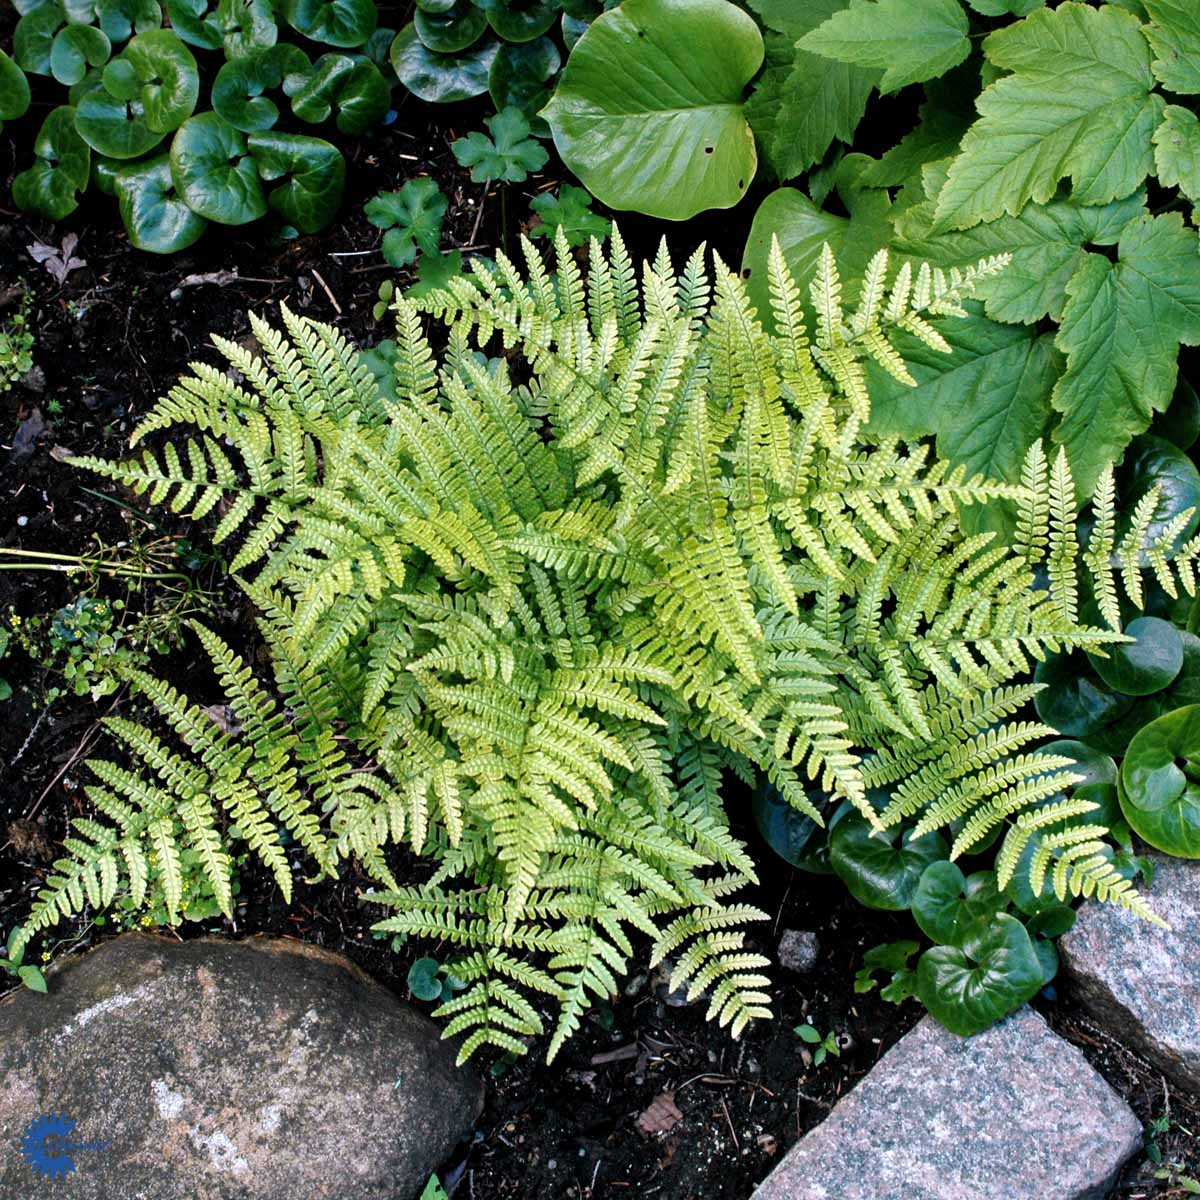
744,0,876,182
797,0,969,96
934,2,1162,232
1051,213,1200,496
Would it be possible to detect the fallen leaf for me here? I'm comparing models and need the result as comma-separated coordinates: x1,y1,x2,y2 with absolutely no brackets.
172,270,240,298
637,1090,683,1138
27,234,86,285
201,704,243,735
11,408,47,459
49,445,75,462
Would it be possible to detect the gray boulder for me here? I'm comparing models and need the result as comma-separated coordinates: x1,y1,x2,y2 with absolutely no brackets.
753,1007,1141,1200
1061,854,1200,1092
0,933,482,1200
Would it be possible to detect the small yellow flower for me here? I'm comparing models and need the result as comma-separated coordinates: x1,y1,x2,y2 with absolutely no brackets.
40,952,50,962
140,915,153,927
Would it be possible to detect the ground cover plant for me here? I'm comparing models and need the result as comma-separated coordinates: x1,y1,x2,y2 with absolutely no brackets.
0,0,591,250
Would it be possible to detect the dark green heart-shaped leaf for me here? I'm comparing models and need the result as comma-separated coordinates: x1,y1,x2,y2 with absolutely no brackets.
0,50,32,129
1167,631,1200,707
750,778,819,869
416,0,456,11
102,54,140,99
363,24,395,65
542,0,762,220
15,5,67,75
489,35,559,127
1116,435,1200,559
480,0,558,43
917,913,1044,1036
287,52,389,134
414,0,487,53
1025,904,1076,939
50,23,111,86
1089,616,1183,697
1081,695,1165,757
829,812,947,911
912,862,1007,948
407,956,442,1001
1119,703,1200,857
75,76,164,157
248,130,344,232
390,22,497,102
96,0,161,42
170,110,266,222
280,0,376,47
1003,831,1062,916
212,44,310,131
114,152,208,251
1034,650,1133,737
91,153,121,192
12,104,91,218
1037,739,1118,790
215,0,278,58
1150,377,1200,452
1032,937,1059,987
120,30,199,133
562,11,588,49
165,0,222,49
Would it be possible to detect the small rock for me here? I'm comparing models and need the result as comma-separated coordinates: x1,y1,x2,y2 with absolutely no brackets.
623,970,649,997
652,959,698,1007
0,934,482,1199
19,365,46,393
777,930,819,973
1061,854,1200,1092
753,1008,1140,1200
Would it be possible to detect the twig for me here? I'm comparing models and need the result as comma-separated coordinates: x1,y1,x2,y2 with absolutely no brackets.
26,686,127,819
468,183,489,248
310,268,342,314
590,1043,639,1065
719,1096,739,1151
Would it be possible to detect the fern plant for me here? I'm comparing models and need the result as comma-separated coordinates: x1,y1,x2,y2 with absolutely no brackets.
20,229,1195,1061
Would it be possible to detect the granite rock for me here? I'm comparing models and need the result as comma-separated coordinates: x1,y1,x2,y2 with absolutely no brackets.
0,933,482,1200
1061,854,1200,1092
753,1007,1140,1200
777,930,820,974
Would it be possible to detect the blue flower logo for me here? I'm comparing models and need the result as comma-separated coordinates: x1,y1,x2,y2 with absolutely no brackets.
20,1112,77,1179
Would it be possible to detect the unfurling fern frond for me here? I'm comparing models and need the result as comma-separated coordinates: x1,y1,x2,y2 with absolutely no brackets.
43,227,1187,1055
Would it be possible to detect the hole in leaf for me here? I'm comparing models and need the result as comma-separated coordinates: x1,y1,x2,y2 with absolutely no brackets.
742,268,751,279
704,146,713,154
737,179,744,188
